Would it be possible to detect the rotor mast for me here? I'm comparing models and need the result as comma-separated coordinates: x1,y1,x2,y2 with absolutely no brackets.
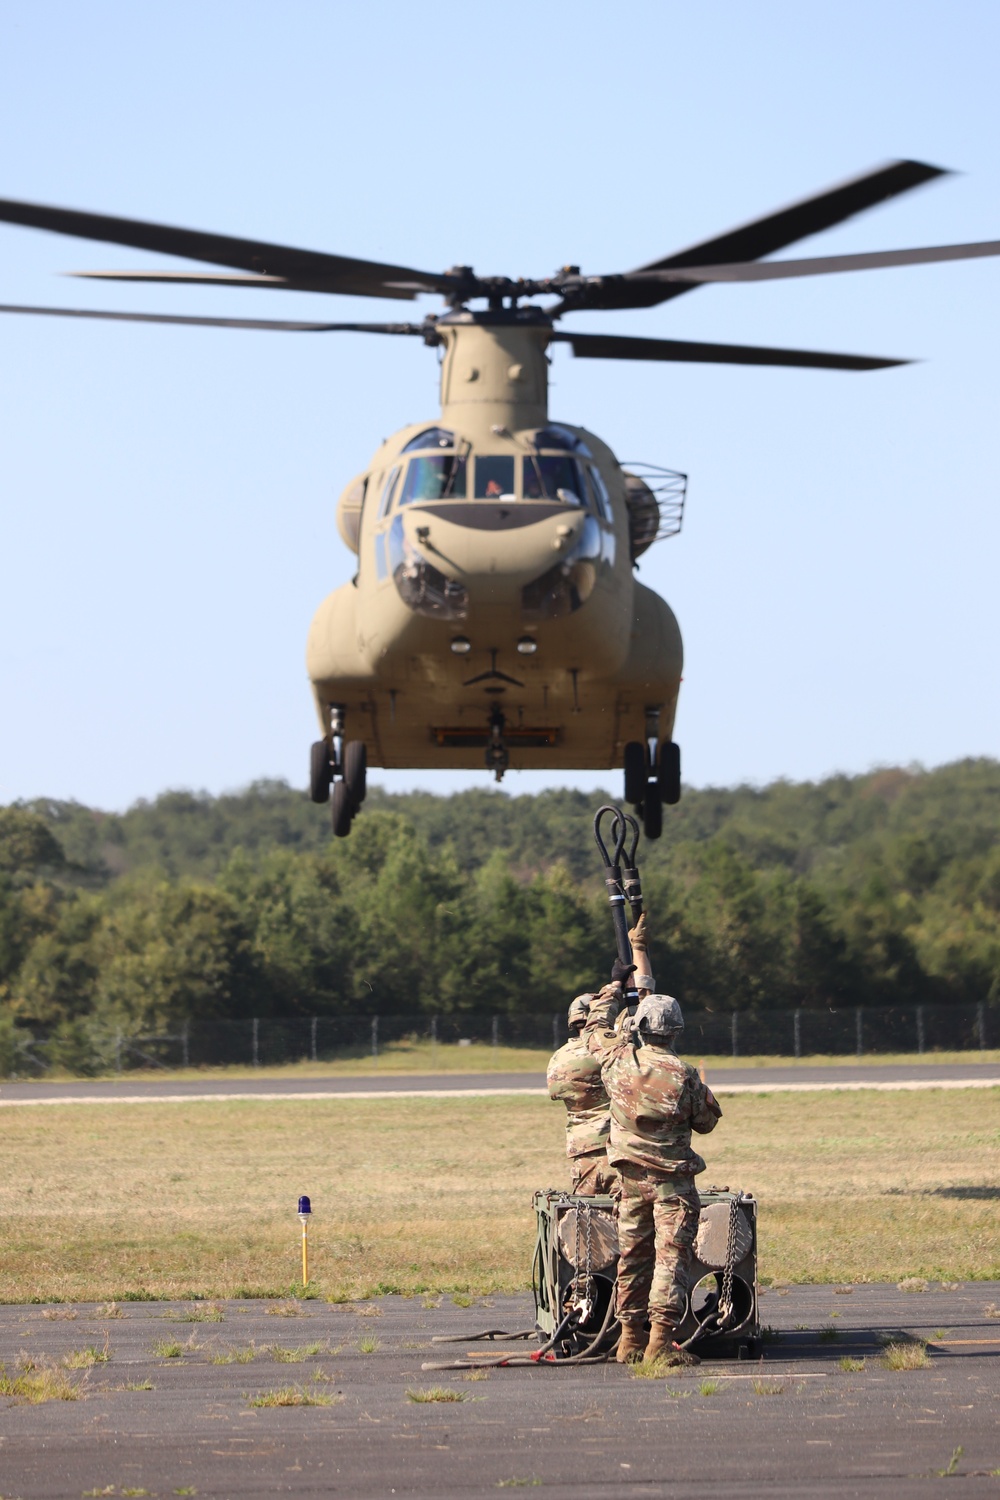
437,315,551,439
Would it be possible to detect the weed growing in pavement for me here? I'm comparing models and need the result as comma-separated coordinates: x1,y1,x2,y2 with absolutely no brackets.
173,1488,198,1495
984,1303,999,1319
463,1369,490,1381
357,1335,380,1354
83,1489,116,1496
932,1329,949,1341
940,1281,961,1291
760,1326,780,1343
117,1380,154,1390
165,1304,224,1323
897,1277,929,1293
246,1386,337,1408
698,1380,720,1395
936,1445,964,1478
881,1341,931,1370
63,1342,110,1369
496,1480,541,1488
98,1303,123,1319
210,1344,256,1365
421,1296,442,1310
833,1286,854,1295
120,1487,152,1496
451,1293,474,1309
838,1357,866,1372
627,1356,680,1380
406,1387,466,1403
355,1303,383,1318
266,1301,307,1318
42,1307,78,1320
262,1343,325,1363
152,1340,183,1359
818,1325,841,1343
751,1379,785,1395
0,1359,80,1403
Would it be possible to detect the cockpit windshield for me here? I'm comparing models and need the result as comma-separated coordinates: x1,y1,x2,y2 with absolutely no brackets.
399,454,468,503
522,454,586,504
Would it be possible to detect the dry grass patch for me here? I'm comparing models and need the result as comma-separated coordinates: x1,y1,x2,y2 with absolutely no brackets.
266,1300,308,1318
0,1090,997,1301
262,1342,325,1363
406,1386,466,1403
63,1342,110,1368
247,1385,337,1407
751,1379,785,1395
210,1343,256,1364
0,1359,81,1403
881,1340,931,1370
838,1356,866,1372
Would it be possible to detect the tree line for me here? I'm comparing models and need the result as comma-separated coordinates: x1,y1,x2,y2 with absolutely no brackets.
1,758,997,1068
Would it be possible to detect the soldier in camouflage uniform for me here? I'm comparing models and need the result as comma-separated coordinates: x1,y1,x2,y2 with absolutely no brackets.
584,981,721,1365
547,994,618,1196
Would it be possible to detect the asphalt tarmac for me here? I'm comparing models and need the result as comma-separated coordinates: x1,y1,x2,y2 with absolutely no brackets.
1,1283,997,1497
1,1060,999,1105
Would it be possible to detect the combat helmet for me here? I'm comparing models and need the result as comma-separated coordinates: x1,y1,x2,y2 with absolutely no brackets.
567,993,595,1029
632,993,684,1041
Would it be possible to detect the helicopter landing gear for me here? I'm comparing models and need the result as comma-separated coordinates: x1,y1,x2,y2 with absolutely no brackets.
344,739,367,806
485,704,509,782
622,711,681,840
319,705,367,836
331,780,353,837
309,740,333,804
642,783,663,841
623,741,647,805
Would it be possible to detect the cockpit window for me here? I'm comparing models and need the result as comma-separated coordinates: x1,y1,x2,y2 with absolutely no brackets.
401,427,456,452
522,454,586,505
474,455,515,499
587,465,614,524
399,454,467,504
532,425,593,458
377,465,401,518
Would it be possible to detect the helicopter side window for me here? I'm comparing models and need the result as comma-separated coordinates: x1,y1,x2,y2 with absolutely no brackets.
587,465,614,524
399,454,467,503
532,425,593,458
378,465,401,519
474,455,515,499
402,427,456,453
522,454,585,505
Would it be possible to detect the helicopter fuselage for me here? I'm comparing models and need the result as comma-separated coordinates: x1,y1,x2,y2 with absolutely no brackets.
306,313,683,773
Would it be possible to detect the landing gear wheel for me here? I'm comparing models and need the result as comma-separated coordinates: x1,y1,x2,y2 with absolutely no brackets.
623,741,648,805
344,740,367,807
642,783,663,841
309,740,333,804
331,780,353,838
657,740,681,805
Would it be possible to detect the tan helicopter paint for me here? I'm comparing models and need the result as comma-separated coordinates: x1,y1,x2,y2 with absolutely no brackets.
307,320,682,772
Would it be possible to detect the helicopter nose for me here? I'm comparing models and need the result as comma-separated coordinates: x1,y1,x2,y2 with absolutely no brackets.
400,503,586,592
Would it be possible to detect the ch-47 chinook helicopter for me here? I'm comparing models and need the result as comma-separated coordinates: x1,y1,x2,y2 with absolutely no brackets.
2,159,999,837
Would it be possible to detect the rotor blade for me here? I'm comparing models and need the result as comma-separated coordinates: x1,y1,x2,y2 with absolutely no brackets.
0,196,449,300
555,160,949,313
549,330,908,371
0,303,427,333
621,238,1000,285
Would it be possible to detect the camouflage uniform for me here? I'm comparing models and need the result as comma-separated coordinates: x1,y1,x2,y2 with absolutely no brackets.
584,986,721,1330
547,1032,618,1197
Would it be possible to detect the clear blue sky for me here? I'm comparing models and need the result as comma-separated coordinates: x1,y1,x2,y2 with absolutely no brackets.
1,0,998,810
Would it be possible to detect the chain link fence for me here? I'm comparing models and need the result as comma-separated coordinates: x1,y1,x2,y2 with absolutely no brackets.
2,1002,994,1077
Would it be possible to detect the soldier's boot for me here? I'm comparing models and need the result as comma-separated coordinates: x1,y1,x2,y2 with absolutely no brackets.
644,1322,700,1366
615,1321,649,1364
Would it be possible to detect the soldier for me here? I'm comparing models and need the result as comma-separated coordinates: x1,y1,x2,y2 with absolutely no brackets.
583,978,721,1366
547,993,618,1196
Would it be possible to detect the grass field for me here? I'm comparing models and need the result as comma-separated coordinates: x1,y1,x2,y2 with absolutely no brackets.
22,1041,1000,1082
1,1088,997,1303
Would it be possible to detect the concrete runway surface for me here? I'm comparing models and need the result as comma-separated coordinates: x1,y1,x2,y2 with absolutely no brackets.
0,1283,997,1497
1,1061,999,1107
